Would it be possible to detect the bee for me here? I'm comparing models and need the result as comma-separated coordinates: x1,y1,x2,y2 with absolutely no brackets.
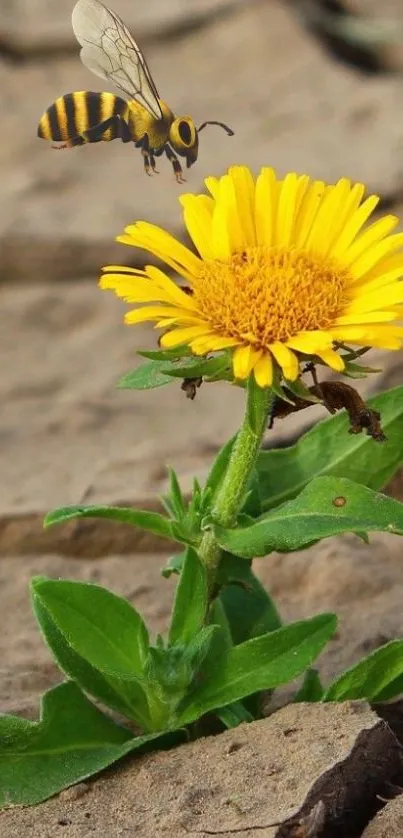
37,0,234,183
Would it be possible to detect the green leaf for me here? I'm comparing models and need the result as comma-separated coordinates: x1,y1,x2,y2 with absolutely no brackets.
294,668,324,702
217,555,281,642
324,640,403,701
32,595,151,728
168,548,208,646
0,682,170,807
44,504,174,542
258,386,403,512
216,702,254,728
178,613,337,725
373,673,403,702
213,477,403,558
138,346,190,361
162,355,228,379
32,578,149,679
118,360,177,390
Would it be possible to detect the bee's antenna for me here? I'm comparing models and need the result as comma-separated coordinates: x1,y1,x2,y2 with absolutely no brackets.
197,120,234,136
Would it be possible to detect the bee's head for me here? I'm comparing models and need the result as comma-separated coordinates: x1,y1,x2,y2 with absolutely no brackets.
168,117,199,168
169,117,234,168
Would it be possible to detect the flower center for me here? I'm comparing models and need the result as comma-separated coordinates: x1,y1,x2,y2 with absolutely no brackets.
192,246,351,346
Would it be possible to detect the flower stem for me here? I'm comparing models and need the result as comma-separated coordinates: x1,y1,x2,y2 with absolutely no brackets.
199,377,274,590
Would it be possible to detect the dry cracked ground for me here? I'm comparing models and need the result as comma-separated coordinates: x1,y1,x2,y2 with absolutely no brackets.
2,0,403,836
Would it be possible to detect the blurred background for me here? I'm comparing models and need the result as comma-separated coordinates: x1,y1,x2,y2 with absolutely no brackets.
1,0,403,719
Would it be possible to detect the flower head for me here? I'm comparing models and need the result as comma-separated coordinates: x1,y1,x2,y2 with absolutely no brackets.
101,166,403,387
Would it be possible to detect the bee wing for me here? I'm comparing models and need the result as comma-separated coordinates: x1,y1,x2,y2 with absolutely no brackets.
71,0,163,120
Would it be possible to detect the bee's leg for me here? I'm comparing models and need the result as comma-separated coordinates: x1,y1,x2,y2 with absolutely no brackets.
137,134,154,176
52,136,86,149
81,116,131,144
149,151,159,175
164,145,186,184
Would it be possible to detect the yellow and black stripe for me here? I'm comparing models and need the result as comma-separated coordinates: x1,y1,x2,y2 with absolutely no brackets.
37,91,130,145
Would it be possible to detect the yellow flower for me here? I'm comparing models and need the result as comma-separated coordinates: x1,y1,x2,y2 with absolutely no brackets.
100,166,403,387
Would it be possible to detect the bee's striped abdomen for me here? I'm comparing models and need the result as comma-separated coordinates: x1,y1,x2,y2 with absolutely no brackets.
37,92,130,144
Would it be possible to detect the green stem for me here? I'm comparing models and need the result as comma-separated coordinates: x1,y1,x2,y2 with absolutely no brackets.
199,377,274,590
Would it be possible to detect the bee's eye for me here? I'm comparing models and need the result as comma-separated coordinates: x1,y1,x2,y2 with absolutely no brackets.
178,120,192,146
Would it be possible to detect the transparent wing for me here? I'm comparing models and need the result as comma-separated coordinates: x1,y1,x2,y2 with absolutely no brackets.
71,0,163,120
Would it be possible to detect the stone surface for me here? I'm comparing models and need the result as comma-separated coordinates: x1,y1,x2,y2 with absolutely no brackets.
0,702,401,837
2,2,403,834
4,2,403,280
362,794,403,838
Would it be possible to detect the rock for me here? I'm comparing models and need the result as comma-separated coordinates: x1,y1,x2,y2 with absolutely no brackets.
362,794,403,837
4,2,403,280
0,702,401,837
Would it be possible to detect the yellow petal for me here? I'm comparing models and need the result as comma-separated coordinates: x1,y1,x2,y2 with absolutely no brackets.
287,331,333,353
161,324,213,348
351,261,403,294
255,167,276,247
342,215,399,268
196,335,240,351
204,176,220,200
305,178,351,253
349,233,403,280
330,324,403,349
232,344,260,379
315,348,345,371
212,200,232,262
100,275,165,303
324,181,366,252
124,305,178,325
275,173,299,248
145,266,197,309
331,194,379,258
219,174,246,253
228,166,256,247
270,342,299,381
334,311,398,325
102,265,146,275
253,354,273,387
179,194,214,260
294,180,326,248
120,222,202,281
344,282,403,315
